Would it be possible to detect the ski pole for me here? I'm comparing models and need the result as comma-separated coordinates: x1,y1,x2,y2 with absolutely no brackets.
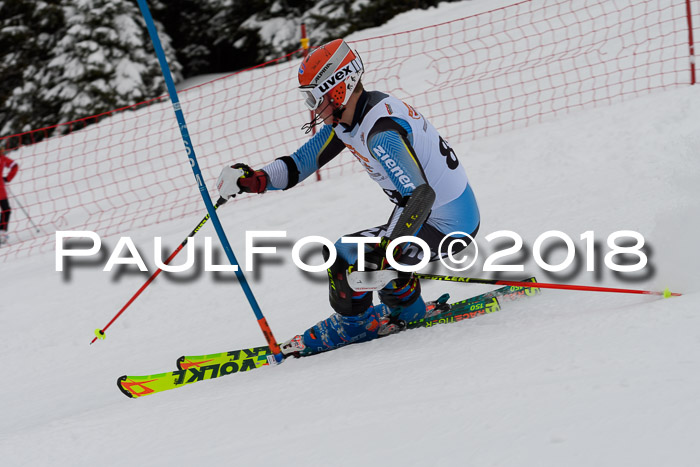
91,197,228,344
6,186,42,234
137,0,284,362
414,273,682,297
348,270,682,297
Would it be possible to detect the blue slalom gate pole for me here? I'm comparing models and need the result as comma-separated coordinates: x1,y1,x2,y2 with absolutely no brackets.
136,0,283,362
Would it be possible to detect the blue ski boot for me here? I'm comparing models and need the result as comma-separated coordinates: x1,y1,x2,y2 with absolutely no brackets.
378,293,451,336
377,273,424,335
376,275,451,335
280,304,390,357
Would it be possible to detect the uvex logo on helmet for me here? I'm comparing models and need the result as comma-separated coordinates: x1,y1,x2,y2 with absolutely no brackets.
317,62,361,94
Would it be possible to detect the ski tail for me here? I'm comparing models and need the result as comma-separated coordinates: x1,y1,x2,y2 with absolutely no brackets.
406,276,539,328
477,276,540,302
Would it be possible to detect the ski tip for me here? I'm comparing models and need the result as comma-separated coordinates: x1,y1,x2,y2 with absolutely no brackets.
116,375,134,398
175,356,185,371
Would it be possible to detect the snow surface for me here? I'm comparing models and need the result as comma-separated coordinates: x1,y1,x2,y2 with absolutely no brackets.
1,1,700,466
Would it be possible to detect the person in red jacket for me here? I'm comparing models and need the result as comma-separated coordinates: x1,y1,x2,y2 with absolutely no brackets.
0,148,19,245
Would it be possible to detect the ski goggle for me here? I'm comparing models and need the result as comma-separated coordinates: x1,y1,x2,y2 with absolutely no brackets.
299,86,324,111
299,58,363,111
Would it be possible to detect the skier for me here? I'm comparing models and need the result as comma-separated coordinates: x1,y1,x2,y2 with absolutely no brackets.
216,39,480,356
0,148,19,246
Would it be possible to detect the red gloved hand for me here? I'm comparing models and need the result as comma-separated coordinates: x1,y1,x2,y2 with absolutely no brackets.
232,163,268,194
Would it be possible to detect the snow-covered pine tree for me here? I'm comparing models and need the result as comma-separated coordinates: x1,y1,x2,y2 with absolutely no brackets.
209,0,449,67
41,0,182,128
209,0,272,70
153,0,233,77
303,0,443,55
0,0,64,139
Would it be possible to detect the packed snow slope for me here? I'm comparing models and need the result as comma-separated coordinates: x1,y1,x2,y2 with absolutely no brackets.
1,4,700,467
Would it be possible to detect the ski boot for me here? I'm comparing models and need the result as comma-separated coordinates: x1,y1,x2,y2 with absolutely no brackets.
378,293,451,336
280,304,390,358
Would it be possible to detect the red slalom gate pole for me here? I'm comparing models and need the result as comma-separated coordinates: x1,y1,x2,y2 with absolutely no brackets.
91,197,228,344
414,274,682,298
